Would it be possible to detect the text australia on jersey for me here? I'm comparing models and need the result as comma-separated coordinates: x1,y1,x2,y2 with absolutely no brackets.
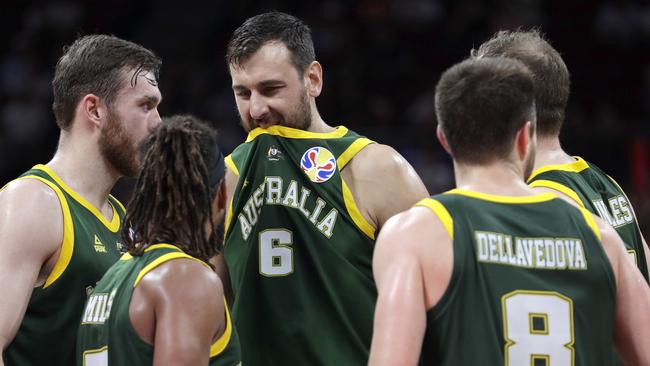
475,231,587,270
238,176,339,239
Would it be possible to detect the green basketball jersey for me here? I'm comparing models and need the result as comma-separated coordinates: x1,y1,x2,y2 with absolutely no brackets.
76,243,241,366
528,156,649,282
2,164,125,366
224,125,377,366
416,189,616,366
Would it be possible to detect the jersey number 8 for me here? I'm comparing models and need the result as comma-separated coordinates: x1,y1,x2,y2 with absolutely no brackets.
502,290,574,366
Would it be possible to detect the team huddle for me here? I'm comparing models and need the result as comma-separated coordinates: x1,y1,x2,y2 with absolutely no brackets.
0,10,648,366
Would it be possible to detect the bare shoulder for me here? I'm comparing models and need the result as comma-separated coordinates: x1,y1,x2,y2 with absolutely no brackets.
588,213,626,278
0,178,63,256
344,143,429,229
375,205,453,308
346,143,412,177
138,258,224,303
376,205,450,259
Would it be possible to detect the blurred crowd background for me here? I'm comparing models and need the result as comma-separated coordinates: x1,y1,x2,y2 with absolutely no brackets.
1,0,649,232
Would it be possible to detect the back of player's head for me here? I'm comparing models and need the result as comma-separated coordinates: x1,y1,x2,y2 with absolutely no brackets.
435,57,535,164
226,11,315,74
123,115,225,265
52,34,161,130
472,29,569,137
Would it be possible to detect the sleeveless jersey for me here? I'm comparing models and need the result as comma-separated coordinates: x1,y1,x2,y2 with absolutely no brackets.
2,164,125,366
76,243,241,365
528,156,648,282
224,125,377,366
416,189,617,366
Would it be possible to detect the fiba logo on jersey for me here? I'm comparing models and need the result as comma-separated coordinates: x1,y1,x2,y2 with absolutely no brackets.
300,146,337,183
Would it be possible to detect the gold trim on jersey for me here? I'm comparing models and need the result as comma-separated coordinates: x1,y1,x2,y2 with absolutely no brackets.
32,165,121,232
225,155,239,177
336,138,375,169
111,196,127,215
529,180,586,208
210,299,234,357
224,195,235,243
245,125,349,143
15,175,75,288
416,198,453,240
341,179,375,240
528,156,589,181
446,189,557,204
578,208,601,242
133,249,210,287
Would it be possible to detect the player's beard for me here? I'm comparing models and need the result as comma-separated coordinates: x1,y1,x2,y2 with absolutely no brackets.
99,109,139,177
240,88,312,131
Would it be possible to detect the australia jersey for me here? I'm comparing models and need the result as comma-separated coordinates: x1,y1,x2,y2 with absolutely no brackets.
76,243,241,365
417,189,616,366
2,164,125,366
224,125,377,366
528,156,648,282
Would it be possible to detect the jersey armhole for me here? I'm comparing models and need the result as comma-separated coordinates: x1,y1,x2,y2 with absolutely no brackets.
210,299,234,358
225,154,239,177
15,175,75,288
577,208,602,242
415,198,454,240
338,137,377,240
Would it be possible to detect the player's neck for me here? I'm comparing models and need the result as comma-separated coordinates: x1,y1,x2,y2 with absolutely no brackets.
453,160,536,197
305,109,335,133
534,135,575,169
46,132,120,211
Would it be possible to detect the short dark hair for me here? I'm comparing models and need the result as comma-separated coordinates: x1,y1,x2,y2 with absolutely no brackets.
123,115,225,265
472,29,569,136
226,11,315,74
52,34,161,130
435,57,536,164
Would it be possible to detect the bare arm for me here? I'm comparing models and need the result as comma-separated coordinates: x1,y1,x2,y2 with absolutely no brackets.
595,216,650,365
143,259,224,366
211,165,240,306
369,207,453,366
342,144,429,231
0,180,62,354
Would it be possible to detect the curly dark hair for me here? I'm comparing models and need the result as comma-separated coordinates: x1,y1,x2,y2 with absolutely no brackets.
122,115,225,264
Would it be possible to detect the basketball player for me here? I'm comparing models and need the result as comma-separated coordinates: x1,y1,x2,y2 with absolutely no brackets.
473,30,650,283
0,35,162,365
76,115,240,365
369,57,650,365
222,11,429,366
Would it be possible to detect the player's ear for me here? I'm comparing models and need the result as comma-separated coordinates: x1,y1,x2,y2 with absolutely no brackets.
436,125,451,155
514,121,533,162
305,61,323,98
80,94,104,130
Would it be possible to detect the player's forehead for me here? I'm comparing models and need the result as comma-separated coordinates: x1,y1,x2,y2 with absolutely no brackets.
116,69,162,103
230,42,297,87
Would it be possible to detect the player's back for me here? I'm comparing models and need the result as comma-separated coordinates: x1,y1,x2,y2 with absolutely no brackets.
528,156,648,281
3,164,124,366
418,189,616,366
76,244,241,366
225,125,376,366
